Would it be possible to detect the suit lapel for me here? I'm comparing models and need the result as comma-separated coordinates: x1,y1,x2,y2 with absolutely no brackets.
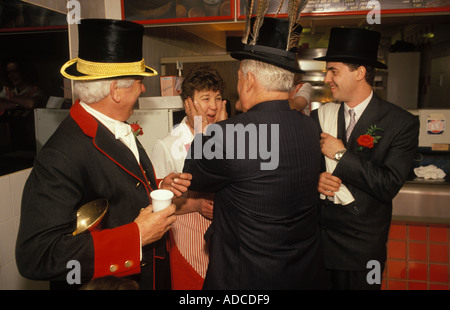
137,139,157,189
70,101,154,194
337,103,347,147
93,125,144,179
347,94,382,151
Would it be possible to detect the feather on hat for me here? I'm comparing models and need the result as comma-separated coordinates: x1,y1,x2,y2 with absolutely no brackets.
232,0,308,73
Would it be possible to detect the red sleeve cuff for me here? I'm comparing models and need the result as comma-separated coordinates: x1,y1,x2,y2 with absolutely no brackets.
156,178,163,188
91,222,141,279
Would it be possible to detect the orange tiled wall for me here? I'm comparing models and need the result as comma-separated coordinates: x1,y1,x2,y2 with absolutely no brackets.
383,222,450,290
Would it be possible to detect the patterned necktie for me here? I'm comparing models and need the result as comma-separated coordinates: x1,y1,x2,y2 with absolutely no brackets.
346,109,356,142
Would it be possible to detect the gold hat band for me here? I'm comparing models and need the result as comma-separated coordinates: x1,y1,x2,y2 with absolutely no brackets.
60,57,157,80
77,57,145,75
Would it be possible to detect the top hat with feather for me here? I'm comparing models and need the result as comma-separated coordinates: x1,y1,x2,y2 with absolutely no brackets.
230,0,308,73
61,19,157,80
314,27,387,69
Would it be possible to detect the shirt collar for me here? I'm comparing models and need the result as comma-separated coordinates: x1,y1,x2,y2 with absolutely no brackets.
172,116,194,143
79,101,132,140
344,91,373,121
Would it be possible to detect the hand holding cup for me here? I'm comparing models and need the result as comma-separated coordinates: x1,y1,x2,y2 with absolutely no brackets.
151,189,174,212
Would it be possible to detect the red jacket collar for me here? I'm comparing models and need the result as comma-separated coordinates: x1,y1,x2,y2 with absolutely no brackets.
69,99,158,196
70,99,98,138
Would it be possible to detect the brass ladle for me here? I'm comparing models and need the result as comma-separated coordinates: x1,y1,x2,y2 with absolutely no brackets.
73,199,109,235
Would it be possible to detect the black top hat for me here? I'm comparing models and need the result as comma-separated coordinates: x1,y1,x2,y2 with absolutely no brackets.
61,19,157,80
314,27,387,69
231,17,304,73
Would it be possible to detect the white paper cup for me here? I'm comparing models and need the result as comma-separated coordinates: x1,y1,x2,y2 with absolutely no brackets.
150,189,174,212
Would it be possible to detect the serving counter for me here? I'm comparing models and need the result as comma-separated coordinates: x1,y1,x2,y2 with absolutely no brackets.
393,180,450,224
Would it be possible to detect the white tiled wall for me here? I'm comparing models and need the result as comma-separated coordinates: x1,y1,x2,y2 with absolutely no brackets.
0,168,49,290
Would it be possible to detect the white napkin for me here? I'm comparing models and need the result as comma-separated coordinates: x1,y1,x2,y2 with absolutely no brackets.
414,165,446,180
318,103,355,205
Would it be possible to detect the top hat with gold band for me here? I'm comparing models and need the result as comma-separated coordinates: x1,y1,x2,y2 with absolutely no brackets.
61,19,157,80
230,17,304,73
314,27,387,69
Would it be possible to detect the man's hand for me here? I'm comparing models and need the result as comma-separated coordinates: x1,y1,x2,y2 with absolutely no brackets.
161,173,192,197
134,204,176,246
320,133,345,159
174,191,214,220
317,172,342,197
196,198,213,220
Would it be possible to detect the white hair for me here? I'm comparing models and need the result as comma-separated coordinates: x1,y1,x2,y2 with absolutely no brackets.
73,78,135,104
240,59,294,92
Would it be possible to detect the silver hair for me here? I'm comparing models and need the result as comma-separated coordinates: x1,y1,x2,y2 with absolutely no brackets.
240,59,294,92
73,78,135,104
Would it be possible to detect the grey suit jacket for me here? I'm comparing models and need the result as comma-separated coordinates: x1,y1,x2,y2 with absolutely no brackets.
310,93,419,270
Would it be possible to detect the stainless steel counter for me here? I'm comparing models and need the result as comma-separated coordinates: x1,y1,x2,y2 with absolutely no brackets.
392,180,450,224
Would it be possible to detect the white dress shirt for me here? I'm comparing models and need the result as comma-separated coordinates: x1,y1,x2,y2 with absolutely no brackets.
344,91,373,130
80,101,140,163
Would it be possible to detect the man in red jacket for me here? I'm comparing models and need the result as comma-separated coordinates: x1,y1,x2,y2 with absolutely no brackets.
15,19,191,290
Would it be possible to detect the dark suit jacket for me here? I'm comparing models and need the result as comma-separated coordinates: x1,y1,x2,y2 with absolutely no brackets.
183,100,328,289
310,93,419,271
15,101,169,289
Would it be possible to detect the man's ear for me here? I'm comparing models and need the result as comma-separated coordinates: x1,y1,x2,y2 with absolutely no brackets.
356,66,367,82
245,71,256,93
110,80,120,103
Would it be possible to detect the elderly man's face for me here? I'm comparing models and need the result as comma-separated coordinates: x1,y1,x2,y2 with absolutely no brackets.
117,77,145,121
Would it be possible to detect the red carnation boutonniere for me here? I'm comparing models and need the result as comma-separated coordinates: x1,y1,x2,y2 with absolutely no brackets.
130,122,143,137
357,125,383,151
